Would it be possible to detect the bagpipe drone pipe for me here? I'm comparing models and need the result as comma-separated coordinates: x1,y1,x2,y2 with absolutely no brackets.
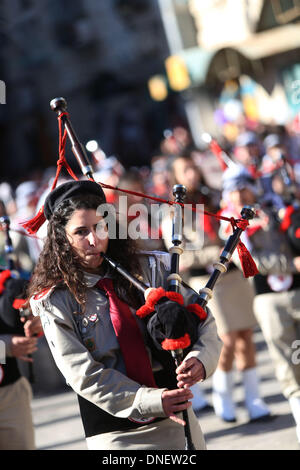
272,155,300,256
255,153,300,256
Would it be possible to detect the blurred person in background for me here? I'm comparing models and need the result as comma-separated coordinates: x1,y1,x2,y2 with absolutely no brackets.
261,134,291,175
148,155,171,200
211,165,271,423
285,117,300,165
0,202,43,449
233,131,263,178
9,181,41,276
0,200,8,268
0,182,16,217
0,277,42,450
190,146,223,193
259,134,298,201
93,156,124,205
160,127,192,158
116,169,164,252
168,154,221,209
259,133,300,225
221,164,300,442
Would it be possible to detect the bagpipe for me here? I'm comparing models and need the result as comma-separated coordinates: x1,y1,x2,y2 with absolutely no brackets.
271,153,300,255
255,153,300,256
278,202,300,255
102,189,256,450
21,97,259,449
0,216,35,383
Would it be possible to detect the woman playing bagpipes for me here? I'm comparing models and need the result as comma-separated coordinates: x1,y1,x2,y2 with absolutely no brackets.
27,179,222,450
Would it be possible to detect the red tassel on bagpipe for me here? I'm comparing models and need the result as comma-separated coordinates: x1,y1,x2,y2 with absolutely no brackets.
236,240,259,278
234,219,259,278
21,207,46,235
21,112,78,234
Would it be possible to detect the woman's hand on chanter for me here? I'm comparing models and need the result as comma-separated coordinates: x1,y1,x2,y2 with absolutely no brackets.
161,388,193,426
176,357,206,389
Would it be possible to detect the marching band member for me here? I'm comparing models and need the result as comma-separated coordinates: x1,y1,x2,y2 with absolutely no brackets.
221,165,300,443
28,180,222,450
0,209,43,449
210,165,271,423
0,269,42,449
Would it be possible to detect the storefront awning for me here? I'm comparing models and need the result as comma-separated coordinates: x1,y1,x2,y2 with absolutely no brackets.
176,47,215,86
236,23,300,60
177,23,300,88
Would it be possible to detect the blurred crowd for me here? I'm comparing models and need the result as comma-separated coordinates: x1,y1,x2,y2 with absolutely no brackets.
1,116,300,448
1,120,300,274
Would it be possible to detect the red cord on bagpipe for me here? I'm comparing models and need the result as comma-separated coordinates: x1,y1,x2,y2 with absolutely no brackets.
21,112,79,235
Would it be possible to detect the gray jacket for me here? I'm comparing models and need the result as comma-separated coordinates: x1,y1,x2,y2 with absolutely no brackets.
30,251,221,423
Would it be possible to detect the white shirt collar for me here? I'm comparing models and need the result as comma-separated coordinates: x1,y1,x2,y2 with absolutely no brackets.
83,270,112,288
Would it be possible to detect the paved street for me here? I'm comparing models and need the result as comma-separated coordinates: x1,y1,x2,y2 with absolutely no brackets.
31,329,299,451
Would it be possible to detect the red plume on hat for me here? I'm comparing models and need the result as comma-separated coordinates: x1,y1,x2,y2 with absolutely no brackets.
21,113,79,235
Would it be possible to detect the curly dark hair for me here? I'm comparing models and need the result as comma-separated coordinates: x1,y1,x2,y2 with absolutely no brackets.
27,194,143,311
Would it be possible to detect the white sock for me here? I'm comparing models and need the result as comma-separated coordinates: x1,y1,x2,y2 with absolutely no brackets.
242,367,270,420
212,369,236,422
190,383,209,411
289,396,300,443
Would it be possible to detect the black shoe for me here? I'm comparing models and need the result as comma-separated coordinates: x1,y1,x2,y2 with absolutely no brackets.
222,416,237,423
193,403,214,416
248,413,277,423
